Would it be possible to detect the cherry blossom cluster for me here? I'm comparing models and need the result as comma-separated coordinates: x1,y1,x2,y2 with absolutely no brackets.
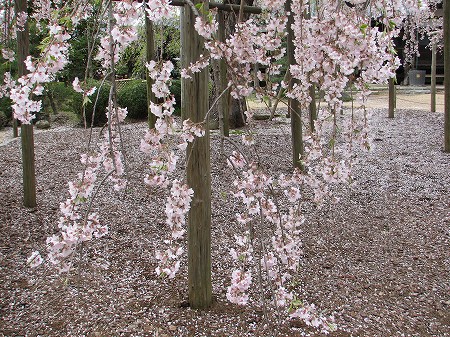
95,1,140,70
140,59,206,278
1,48,14,61
28,104,128,272
155,179,193,279
187,9,287,100
72,77,97,97
290,1,399,115
145,0,173,22
1,0,95,124
227,151,337,333
8,22,71,124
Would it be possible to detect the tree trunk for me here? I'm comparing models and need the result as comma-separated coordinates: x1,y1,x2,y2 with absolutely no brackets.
444,0,450,152
388,78,396,118
183,0,212,309
286,0,303,169
431,40,437,113
221,0,254,129
309,84,317,131
16,0,36,208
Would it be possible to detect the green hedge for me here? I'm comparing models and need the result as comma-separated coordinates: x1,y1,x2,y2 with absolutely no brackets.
73,79,183,125
72,79,111,126
45,82,75,111
0,96,13,123
0,110,7,128
117,79,182,120
117,80,147,120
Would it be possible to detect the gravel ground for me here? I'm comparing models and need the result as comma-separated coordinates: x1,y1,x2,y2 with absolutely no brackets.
0,107,449,337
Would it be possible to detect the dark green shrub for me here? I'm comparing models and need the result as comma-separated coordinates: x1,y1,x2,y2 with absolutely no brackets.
0,110,7,128
117,80,147,120
72,79,111,126
45,82,75,111
116,79,182,120
0,96,13,121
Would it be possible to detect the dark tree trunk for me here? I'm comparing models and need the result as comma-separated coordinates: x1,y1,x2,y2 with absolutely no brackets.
220,0,254,129
16,0,36,208
183,1,212,309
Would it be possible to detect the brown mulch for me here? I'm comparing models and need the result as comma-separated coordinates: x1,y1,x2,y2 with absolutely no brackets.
0,108,449,337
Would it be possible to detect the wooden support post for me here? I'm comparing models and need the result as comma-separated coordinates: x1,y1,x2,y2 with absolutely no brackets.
307,4,316,131
13,119,18,138
16,0,36,208
180,6,187,121
145,13,157,128
218,10,229,137
286,0,303,169
388,78,396,118
183,0,212,309
21,125,36,207
431,41,437,113
445,0,450,152
309,84,317,131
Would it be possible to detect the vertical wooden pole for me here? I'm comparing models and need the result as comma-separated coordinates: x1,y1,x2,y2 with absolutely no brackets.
218,10,229,137
445,0,450,152
431,40,437,113
307,4,316,131
309,83,317,131
13,119,18,138
16,0,36,208
184,0,212,309
145,13,157,128
11,0,17,137
180,6,187,121
388,78,396,118
286,0,303,169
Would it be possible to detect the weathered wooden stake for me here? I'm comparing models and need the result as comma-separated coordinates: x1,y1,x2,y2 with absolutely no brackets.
309,84,317,131
183,0,212,309
145,14,157,128
286,0,303,169
218,10,229,137
16,0,36,208
388,78,396,118
431,40,437,113
13,120,18,138
445,0,450,152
